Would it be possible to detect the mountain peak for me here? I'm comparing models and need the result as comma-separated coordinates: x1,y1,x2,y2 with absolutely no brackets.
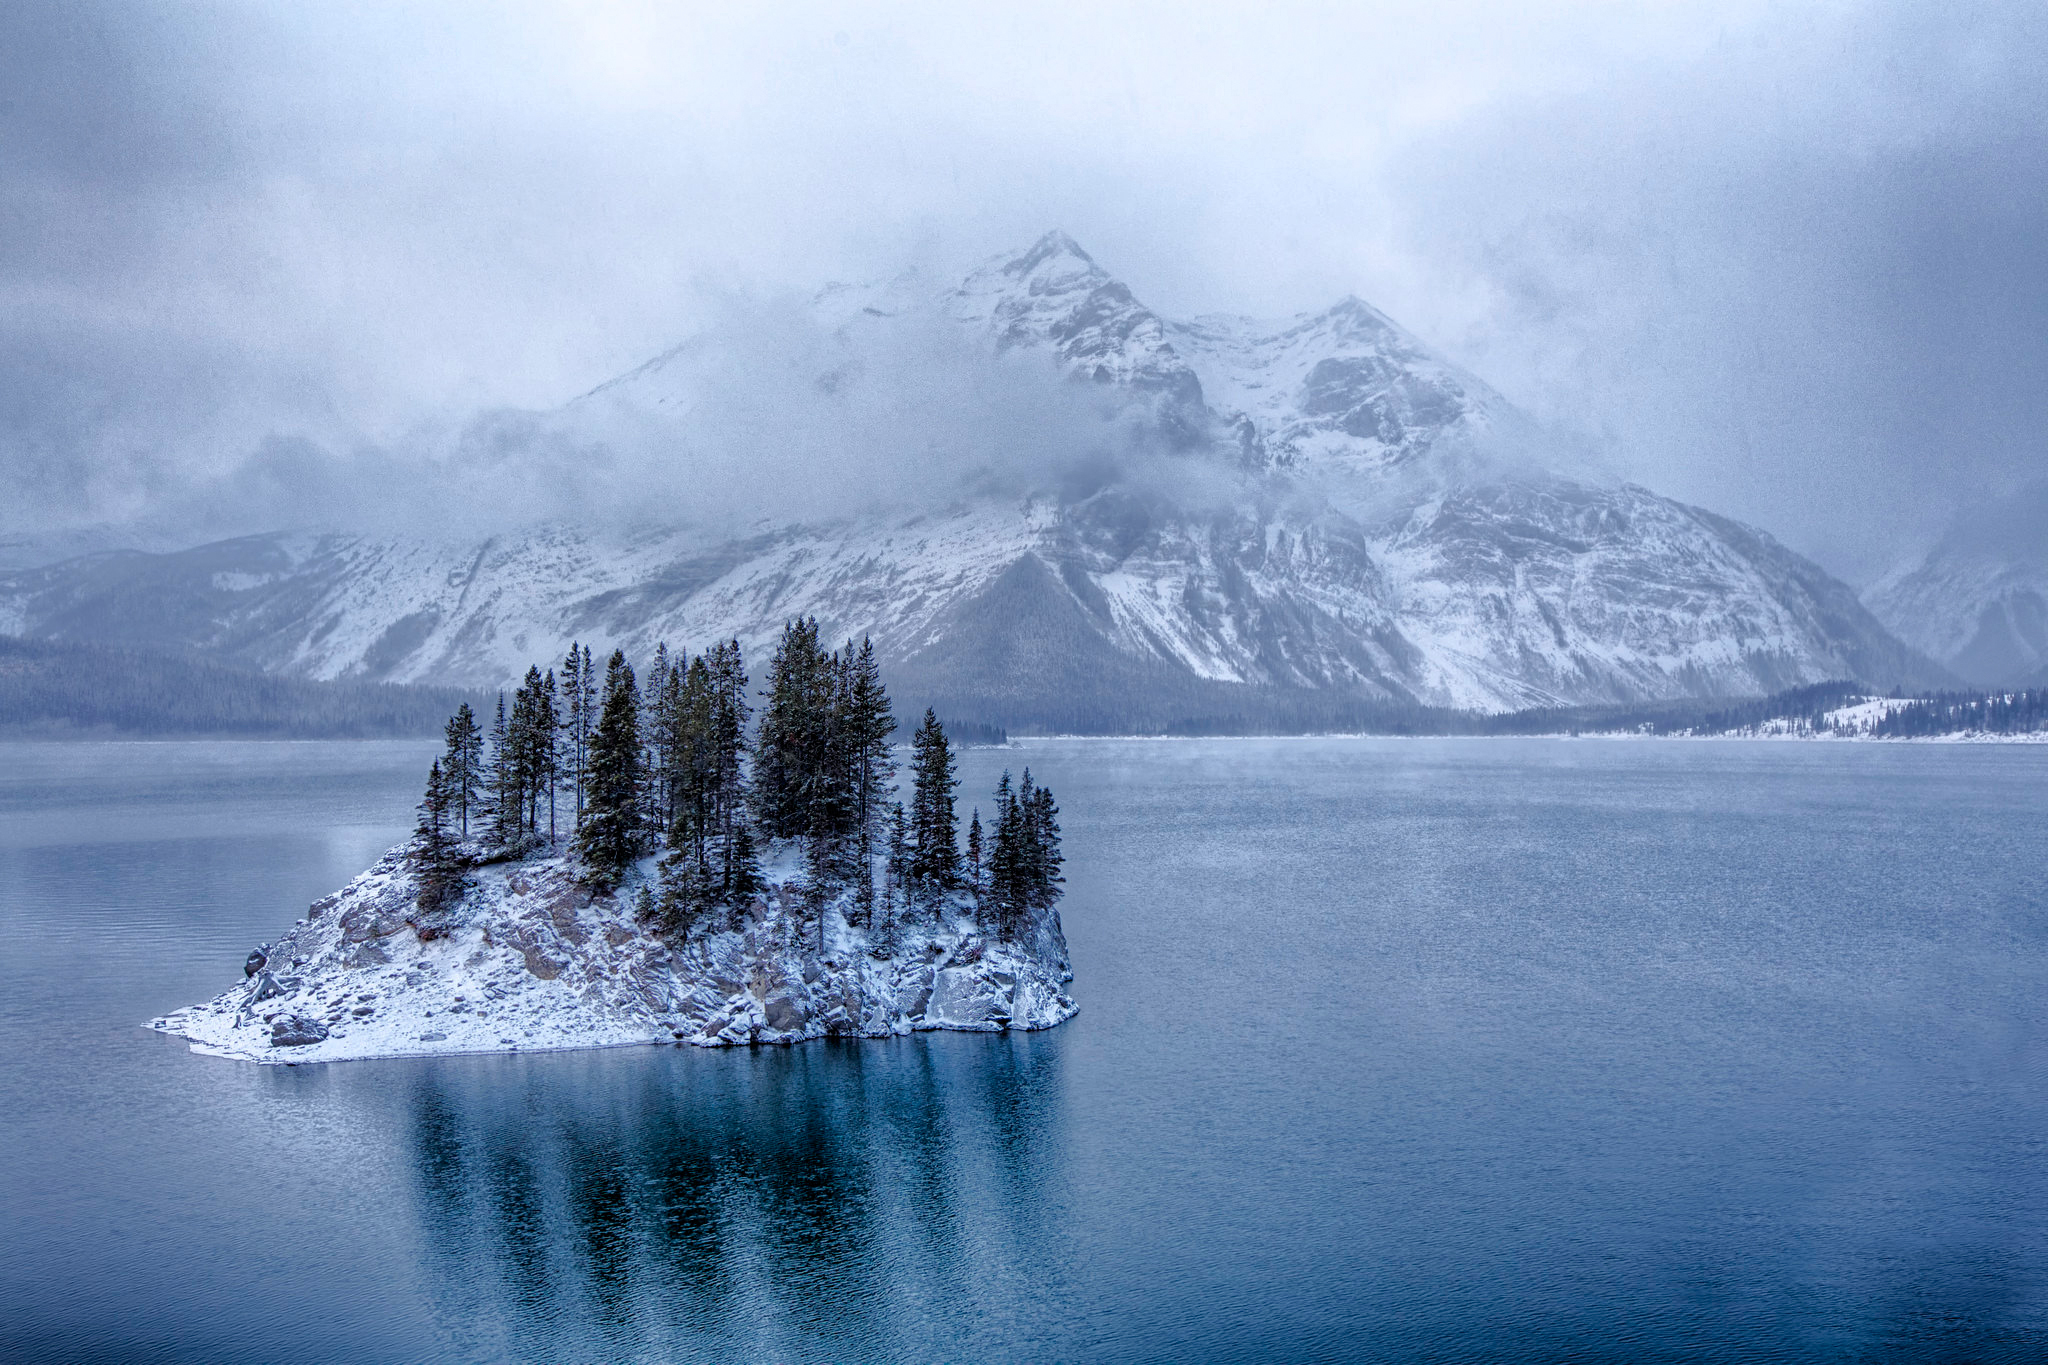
1006,229,1098,276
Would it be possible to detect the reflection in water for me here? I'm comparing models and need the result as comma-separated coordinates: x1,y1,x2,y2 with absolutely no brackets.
401,1033,1069,1361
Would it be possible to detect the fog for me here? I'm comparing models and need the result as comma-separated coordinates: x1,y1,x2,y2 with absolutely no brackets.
4,1,2045,579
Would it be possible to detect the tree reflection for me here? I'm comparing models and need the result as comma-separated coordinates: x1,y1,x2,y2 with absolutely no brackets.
400,1032,1069,1360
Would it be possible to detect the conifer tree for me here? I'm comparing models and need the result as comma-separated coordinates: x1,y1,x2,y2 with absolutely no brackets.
646,646,684,835
723,820,764,913
985,768,1064,937
907,709,959,907
989,769,1024,938
1025,773,1064,915
441,702,483,841
574,649,643,889
965,807,985,911
537,668,559,843
559,642,596,821
883,799,910,924
843,637,896,925
487,692,518,846
410,758,463,912
706,639,755,905
753,617,831,843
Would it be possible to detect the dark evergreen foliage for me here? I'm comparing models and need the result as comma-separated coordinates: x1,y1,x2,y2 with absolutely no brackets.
1867,687,2046,737
749,620,900,922
965,806,985,914
0,634,479,738
649,638,764,935
906,708,960,907
573,649,643,889
409,758,466,913
440,702,483,840
558,642,595,819
986,767,1063,940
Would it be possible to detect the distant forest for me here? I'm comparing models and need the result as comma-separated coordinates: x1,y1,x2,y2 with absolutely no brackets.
1477,681,2048,739
0,635,480,738
2,631,2037,740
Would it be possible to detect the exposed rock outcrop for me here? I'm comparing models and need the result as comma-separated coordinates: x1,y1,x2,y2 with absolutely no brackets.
149,843,1077,1064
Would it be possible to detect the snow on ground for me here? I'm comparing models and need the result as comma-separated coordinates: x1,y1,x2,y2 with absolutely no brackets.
149,843,1076,1065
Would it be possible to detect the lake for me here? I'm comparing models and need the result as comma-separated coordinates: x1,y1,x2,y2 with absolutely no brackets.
2,737,2044,1362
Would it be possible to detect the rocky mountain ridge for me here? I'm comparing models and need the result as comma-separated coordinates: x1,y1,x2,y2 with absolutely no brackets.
2,232,1944,721
1864,481,2048,686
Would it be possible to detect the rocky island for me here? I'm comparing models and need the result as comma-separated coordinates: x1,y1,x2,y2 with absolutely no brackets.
150,623,1076,1063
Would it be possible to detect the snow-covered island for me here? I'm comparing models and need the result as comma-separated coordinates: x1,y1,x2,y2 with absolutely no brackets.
150,622,1077,1063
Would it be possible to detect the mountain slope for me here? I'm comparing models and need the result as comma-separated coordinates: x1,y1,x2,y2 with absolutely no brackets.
0,231,1944,721
1865,481,2048,685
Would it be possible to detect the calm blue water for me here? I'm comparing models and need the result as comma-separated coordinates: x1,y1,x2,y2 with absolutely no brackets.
2,737,2044,1362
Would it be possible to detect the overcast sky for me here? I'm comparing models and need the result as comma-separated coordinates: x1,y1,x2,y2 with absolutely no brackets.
4,0,2044,580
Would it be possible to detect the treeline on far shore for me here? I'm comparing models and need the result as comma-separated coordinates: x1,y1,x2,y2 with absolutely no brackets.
3,630,2037,741
0,635,481,739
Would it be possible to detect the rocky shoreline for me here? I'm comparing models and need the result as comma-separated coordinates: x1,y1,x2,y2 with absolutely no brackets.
149,843,1077,1064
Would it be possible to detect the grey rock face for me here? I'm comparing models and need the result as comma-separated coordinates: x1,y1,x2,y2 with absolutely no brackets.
1865,481,2048,686
151,845,1078,1065
269,1015,329,1047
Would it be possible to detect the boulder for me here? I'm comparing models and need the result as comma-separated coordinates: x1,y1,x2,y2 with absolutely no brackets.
924,966,1009,1029
269,1015,329,1047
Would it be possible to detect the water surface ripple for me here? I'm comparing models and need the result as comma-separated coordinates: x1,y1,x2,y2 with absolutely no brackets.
1,737,2043,1362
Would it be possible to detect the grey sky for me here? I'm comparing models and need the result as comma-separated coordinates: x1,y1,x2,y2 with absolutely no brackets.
3,1,2044,579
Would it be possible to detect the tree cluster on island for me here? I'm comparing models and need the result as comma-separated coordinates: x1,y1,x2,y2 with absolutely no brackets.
410,617,1063,947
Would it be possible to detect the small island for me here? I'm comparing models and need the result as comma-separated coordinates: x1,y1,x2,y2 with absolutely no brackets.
151,620,1076,1062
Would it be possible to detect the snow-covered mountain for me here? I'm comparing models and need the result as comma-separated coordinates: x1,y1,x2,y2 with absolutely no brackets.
0,231,1941,725
1865,482,2048,686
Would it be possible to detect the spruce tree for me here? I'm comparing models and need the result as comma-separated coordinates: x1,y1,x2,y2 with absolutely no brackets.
883,799,910,925
965,807,985,912
574,649,643,889
844,637,896,925
537,669,559,844
989,769,1025,939
411,758,463,912
559,642,596,821
723,821,763,913
706,639,754,906
487,692,518,846
753,617,838,845
441,702,483,841
907,709,960,906
1025,774,1064,915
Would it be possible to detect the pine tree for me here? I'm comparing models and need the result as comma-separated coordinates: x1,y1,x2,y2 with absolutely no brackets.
883,799,910,926
410,758,463,912
441,702,483,841
647,646,684,836
1025,774,1064,915
487,692,518,846
907,709,959,908
965,807,985,915
988,769,1025,939
844,637,896,926
508,665,549,839
723,820,763,913
753,618,814,842
706,639,754,908
537,669,559,844
559,642,596,822
574,649,643,889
